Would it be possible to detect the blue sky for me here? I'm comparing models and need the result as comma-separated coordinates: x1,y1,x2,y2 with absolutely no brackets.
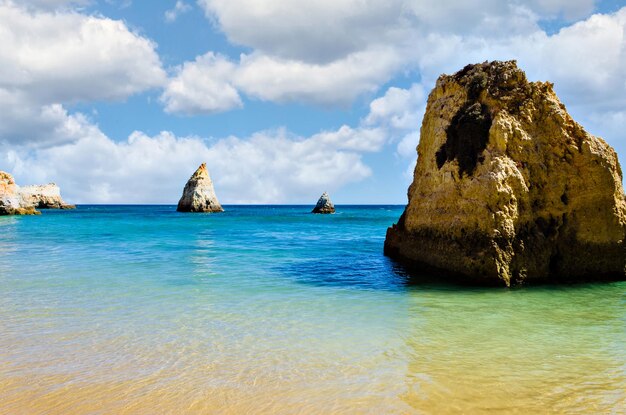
0,0,625,204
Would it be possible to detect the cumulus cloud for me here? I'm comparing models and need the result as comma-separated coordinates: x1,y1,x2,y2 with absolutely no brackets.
404,7,626,154
0,3,165,104
0,91,101,147
165,0,191,22
2,0,624,204
1,79,422,204
0,2,166,146
198,0,408,64
365,84,426,130
198,0,595,63
234,47,407,105
161,52,242,114
185,0,624,123
364,83,427,159
2,128,378,204
524,9,626,110
161,46,409,111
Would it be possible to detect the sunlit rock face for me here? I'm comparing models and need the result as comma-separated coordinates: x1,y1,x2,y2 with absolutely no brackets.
312,192,335,214
19,184,75,209
0,171,73,215
177,163,224,213
385,60,626,286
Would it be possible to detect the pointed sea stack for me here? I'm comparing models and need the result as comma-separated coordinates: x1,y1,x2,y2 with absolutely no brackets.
384,60,626,286
312,192,335,214
177,163,224,213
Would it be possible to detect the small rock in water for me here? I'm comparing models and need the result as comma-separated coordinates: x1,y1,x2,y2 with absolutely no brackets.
312,192,335,214
177,163,224,213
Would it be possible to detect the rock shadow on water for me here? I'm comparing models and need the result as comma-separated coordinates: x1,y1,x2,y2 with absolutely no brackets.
277,253,524,292
277,254,413,291
274,253,510,292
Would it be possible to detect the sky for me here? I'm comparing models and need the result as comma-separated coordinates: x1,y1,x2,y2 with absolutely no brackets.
0,0,624,204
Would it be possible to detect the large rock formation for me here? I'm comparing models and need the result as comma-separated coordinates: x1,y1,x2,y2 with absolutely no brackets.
312,192,335,214
0,171,73,215
177,163,224,213
384,60,626,286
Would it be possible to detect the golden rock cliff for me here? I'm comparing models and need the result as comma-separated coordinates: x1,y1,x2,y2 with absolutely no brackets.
384,60,626,286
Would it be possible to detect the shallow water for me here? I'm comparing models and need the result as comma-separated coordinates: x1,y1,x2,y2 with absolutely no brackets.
0,205,624,414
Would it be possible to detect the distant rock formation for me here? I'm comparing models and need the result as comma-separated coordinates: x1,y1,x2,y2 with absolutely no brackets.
20,184,75,209
177,163,224,213
384,60,626,286
0,171,73,215
312,192,335,214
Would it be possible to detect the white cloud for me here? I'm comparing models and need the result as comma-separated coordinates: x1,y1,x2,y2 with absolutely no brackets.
161,46,408,112
0,3,166,104
1,78,421,203
363,83,427,160
198,0,408,64
397,131,420,159
189,1,622,116
233,47,407,105
165,0,191,22
524,9,626,109
2,0,624,205
365,84,426,130
2,128,376,204
0,91,101,147
198,0,595,63
161,52,242,115
309,125,386,153
0,2,166,146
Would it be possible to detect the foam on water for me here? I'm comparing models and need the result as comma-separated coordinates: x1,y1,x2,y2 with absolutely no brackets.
0,206,624,414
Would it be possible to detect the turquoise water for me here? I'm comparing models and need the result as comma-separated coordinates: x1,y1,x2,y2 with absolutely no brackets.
0,206,624,414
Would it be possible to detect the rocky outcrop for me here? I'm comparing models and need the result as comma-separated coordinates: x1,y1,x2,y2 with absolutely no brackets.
177,163,224,213
0,172,38,215
384,60,626,286
19,184,75,209
312,192,335,214
0,171,73,215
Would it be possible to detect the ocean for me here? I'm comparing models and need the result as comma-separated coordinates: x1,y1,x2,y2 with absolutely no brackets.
0,205,624,414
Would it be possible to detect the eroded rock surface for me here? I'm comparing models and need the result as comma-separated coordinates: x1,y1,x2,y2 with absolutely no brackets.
1,171,72,215
384,60,626,286
177,163,224,213
312,192,335,214
20,184,75,209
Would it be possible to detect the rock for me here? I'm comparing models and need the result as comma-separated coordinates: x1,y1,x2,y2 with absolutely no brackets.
384,60,626,286
177,163,224,213
19,184,75,209
0,171,73,215
0,171,22,214
312,192,335,214
0,206,40,216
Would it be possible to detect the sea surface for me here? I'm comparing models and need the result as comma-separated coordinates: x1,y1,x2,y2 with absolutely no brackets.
0,205,624,414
